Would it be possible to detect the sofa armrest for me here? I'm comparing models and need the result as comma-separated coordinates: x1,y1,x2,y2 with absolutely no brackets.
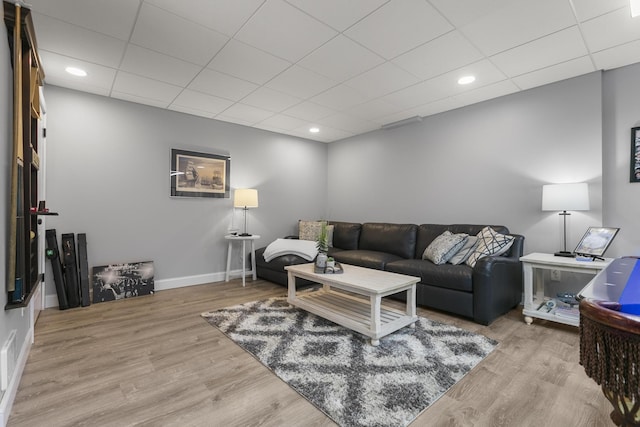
472,234,524,325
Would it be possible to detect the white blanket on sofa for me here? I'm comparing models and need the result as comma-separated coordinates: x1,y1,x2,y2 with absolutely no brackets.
263,238,318,262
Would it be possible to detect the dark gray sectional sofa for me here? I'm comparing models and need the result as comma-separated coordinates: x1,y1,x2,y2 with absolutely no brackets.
254,221,524,325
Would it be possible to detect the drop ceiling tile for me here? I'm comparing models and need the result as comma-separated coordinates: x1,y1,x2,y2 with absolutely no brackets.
443,79,520,110
235,0,337,62
207,39,291,85
581,8,640,53
257,114,308,131
459,0,576,56
491,26,588,77
343,99,402,121
218,103,275,124
170,89,234,115
592,39,640,70
111,92,172,109
382,59,506,108
265,65,337,99
44,79,111,97
571,0,628,22
291,125,353,142
253,122,289,134
40,50,116,96
145,0,263,36
317,113,378,134
344,0,453,59
429,0,507,28
512,56,595,90
188,69,258,101
112,72,182,105
170,105,215,119
392,31,484,80
32,13,126,68
121,45,201,86
298,35,384,81
285,0,388,31
281,101,336,121
241,87,302,112
26,0,138,40
214,115,257,127
311,84,369,110
131,3,228,66
344,62,420,99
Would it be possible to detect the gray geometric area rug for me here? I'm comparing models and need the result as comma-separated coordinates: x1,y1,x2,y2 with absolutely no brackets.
201,297,497,427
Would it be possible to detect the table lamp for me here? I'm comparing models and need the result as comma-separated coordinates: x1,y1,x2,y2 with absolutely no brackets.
234,189,258,236
542,183,589,257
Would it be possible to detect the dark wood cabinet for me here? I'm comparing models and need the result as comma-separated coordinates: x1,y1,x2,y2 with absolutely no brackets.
4,1,46,308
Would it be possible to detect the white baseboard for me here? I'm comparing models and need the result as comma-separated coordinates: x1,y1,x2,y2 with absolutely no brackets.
45,270,245,308
0,321,33,427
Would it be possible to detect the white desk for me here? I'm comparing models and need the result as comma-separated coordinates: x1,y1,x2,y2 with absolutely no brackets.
225,234,260,287
520,252,612,326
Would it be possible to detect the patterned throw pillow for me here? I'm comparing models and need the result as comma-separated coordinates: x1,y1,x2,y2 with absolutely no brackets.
298,220,334,247
448,236,479,265
465,227,514,268
422,231,468,265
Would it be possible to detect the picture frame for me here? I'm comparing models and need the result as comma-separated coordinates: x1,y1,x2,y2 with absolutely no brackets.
573,227,620,259
631,127,640,182
170,149,230,198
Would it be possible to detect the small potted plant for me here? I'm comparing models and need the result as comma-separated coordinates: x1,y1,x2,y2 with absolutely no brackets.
315,223,329,270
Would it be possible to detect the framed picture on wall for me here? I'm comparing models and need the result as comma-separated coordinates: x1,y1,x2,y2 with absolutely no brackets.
631,127,640,182
170,149,230,198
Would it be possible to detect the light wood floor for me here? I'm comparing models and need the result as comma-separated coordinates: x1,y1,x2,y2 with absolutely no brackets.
8,279,613,427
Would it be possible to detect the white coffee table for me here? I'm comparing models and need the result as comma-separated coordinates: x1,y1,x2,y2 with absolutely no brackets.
285,263,420,346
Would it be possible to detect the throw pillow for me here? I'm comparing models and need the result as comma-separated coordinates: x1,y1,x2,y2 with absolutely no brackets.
298,220,334,247
448,236,478,265
465,227,514,268
423,231,468,265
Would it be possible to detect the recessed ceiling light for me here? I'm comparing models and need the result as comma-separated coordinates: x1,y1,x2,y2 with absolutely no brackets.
458,75,476,85
309,127,320,133
65,66,87,77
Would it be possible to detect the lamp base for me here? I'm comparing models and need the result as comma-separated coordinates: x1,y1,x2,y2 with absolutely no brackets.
554,251,575,258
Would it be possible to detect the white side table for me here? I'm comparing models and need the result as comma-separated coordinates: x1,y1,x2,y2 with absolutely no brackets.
521,252,612,327
225,234,260,287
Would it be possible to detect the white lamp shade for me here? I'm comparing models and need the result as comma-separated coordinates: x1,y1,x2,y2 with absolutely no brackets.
542,183,589,211
234,188,258,208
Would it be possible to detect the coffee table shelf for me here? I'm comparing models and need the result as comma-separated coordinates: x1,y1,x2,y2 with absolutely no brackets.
286,263,419,346
294,289,413,337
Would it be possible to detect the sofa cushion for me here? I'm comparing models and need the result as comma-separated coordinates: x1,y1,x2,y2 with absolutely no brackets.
466,227,514,267
416,224,510,259
329,221,361,250
385,259,473,293
448,236,478,265
415,224,450,259
422,231,468,265
358,223,417,259
331,250,403,270
298,220,334,247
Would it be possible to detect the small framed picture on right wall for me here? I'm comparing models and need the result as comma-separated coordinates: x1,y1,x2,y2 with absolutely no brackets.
631,126,640,182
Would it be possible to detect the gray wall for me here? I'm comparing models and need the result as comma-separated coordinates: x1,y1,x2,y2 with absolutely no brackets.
328,72,605,256
0,10,31,404
603,62,640,256
42,86,327,296
39,64,640,302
